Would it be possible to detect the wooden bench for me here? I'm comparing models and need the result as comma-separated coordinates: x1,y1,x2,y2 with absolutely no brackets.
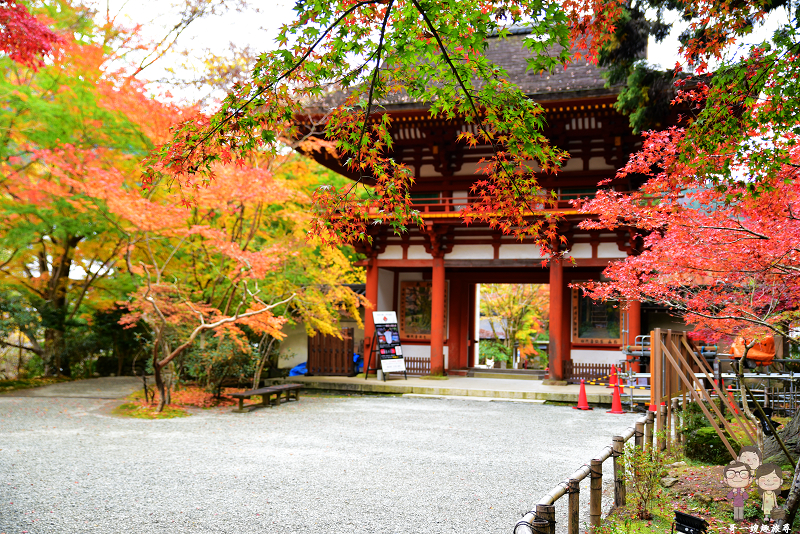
230,383,303,413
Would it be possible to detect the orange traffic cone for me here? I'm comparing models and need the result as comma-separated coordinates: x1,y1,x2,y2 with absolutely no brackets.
728,385,739,414
607,383,625,414
607,366,618,388
574,379,593,410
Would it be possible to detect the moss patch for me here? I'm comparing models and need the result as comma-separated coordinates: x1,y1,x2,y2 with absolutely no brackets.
111,402,189,419
0,376,72,394
419,375,449,380
685,427,740,465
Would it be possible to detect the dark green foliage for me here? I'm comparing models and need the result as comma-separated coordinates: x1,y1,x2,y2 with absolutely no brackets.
685,427,740,465
597,6,675,133
479,339,512,363
681,401,713,434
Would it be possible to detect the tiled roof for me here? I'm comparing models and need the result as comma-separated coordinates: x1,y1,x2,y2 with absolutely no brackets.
308,29,617,112
483,33,615,100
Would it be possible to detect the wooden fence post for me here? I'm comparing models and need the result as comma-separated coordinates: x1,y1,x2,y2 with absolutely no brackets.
652,328,662,415
644,411,654,452
672,397,680,447
635,420,644,449
612,436,626,508
535,503,556,534
659,403,668,451
590,458,603,528
567,478,580,534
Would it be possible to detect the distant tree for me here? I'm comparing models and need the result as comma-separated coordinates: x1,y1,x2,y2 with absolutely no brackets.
480,284,548,364
0,0,61,70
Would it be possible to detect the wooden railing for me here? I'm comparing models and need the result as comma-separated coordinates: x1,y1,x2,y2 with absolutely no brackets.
563,361,614,384
400,356,430,376
514,412,653,534
409,193,607,214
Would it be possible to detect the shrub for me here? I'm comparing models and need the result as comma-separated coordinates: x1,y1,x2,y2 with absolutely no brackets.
623,438,667,520
684,427,740,464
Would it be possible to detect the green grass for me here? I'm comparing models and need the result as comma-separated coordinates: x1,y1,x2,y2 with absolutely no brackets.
0,376,73,394
111,402,189,419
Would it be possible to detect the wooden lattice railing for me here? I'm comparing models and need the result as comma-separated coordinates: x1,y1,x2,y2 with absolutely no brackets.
563,361,614,384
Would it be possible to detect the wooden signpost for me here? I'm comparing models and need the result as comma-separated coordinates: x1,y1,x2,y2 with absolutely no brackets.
365,311,407,381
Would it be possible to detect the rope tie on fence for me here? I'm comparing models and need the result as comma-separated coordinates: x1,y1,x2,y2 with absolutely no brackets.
633,428,643,438
564,481,579,494
610,449,623,458
587,464,601,479
513,512,557,534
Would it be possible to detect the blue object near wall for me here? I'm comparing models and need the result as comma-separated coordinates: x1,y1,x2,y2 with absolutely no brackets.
289,362,307,376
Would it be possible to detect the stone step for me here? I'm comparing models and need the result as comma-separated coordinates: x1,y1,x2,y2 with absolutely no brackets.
470,372,542,380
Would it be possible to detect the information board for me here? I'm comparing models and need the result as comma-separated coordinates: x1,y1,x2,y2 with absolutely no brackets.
372,311,406,373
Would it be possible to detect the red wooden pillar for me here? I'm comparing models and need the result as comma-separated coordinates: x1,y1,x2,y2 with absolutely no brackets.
364,257,379,377
548,258,564,380
467,283,477,368
627,299,641,372
560,274,571,375
459,282,471,368
448,278,463,369
430,255,446,375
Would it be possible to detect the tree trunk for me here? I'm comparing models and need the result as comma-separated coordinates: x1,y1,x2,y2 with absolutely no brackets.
43,328,68,377
763,413,800,463
152,330,167,412
253,336,276,389
153,359,167,412
115,340,123,377
780,462,800,529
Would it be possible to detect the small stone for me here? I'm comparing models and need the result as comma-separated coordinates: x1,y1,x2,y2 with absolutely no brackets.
661,477,679,488
666,461,687,468
696,494,712,504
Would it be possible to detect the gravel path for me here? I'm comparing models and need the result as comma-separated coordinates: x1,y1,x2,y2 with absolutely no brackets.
1,389,639,534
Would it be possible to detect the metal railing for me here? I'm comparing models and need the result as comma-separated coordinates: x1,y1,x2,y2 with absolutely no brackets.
514,412,653,534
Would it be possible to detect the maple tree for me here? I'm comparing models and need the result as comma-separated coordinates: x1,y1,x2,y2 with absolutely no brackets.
0,3,159,376
0,0,61,69
573,0,800,525
120,155,365,410
150,0,629,250
0,2,365,388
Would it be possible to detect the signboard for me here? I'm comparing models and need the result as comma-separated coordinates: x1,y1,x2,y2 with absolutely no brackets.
372,311,406,374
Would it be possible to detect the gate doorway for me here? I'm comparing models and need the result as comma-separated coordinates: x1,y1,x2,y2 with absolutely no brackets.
477,283,549,370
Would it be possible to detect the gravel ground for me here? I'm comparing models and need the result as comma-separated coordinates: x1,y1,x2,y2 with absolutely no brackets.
0,391,639,534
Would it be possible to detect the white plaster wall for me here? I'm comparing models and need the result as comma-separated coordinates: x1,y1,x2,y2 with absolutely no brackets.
567,243,593,259
448,244,494,260
452,190,469,211
377,268,393,311
498,244,543,259
407,245,429,259
597,242,626,258
378,245,403,260
588,157,615,170
570,349,626,366
399,345,449,368
277,323,308,369
418,164,437,177
561,158,583,172
403,344,430,359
